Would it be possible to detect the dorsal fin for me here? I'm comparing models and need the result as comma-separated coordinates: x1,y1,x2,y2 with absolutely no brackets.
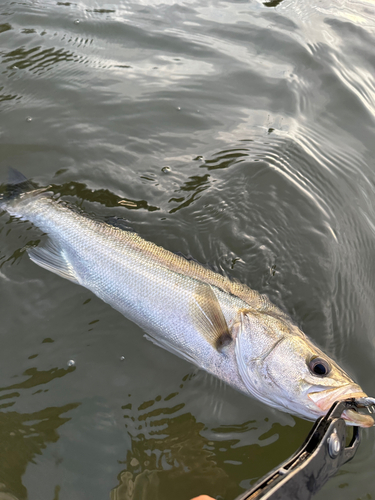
173,252,219,274
105,215,135,232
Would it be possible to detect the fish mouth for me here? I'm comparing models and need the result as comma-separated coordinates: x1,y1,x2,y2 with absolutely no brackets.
308,386,375,428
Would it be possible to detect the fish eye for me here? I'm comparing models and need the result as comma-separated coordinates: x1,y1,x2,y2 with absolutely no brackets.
308,357,331,377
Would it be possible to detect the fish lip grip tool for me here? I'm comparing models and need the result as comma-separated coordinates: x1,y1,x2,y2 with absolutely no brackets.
235,398,375,500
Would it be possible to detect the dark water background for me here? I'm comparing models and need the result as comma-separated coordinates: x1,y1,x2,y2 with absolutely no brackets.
1,0,375,499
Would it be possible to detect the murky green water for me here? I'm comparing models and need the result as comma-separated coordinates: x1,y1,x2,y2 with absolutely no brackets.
1,1,375,499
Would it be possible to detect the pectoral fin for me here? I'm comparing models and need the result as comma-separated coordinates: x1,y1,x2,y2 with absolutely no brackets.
191,283,232,351
27,238,79,284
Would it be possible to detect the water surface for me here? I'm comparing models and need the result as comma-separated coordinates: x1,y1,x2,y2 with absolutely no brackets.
1,0,375,499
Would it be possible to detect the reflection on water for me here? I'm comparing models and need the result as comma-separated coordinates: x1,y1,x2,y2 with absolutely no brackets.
112,411,230,500
169,174,210,213
0,363,78,499
203,148,250,171
0,402,79,500
49,180,160,212
111,382,310,500
0,365,75,396
3,46,81,76
263,0,285,7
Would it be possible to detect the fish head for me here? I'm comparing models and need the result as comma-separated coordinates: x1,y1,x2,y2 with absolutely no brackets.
234,310,374,427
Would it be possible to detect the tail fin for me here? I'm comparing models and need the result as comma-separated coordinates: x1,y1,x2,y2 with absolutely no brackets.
6,168,36,197
0,168,37,207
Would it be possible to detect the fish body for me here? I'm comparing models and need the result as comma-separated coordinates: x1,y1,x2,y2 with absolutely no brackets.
1,172,374,426
1,187,263,395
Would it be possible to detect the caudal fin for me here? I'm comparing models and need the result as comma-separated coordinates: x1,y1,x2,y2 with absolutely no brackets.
0,168,37,209
7,167,36,197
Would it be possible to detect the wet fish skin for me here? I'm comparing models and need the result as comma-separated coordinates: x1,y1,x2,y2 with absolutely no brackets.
1,172,373,427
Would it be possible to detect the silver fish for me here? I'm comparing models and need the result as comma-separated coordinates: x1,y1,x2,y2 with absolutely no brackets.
1,170,374,427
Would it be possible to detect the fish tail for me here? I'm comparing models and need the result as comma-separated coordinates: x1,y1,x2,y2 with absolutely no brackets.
0,168,38,210
5,167,35,197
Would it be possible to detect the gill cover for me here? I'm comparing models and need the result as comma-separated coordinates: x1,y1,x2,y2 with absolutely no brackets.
234,310,294,411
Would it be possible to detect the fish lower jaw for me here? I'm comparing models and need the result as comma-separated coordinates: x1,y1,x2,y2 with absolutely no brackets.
308,389,375,427
342,409,374,428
